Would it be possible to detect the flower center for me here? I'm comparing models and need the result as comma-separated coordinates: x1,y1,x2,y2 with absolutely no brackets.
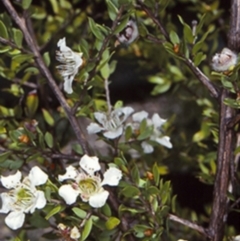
10,187,34,211
78,178,99,195
105,112,124,131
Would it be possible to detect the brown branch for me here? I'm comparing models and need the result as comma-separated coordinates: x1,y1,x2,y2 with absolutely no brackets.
184,59,219,99
2,0,89,155
136,0,170,41
208,89,235,240
168,214,208,237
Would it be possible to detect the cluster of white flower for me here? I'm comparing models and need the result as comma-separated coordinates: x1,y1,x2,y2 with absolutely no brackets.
87,107,172,154
0,166,48,230
58,154,122,208
58,223,81,240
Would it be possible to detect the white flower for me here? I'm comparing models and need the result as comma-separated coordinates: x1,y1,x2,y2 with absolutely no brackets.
56,37,83,94
211,47,238,72
116,19,139,45
87,107,134,139
58,154,122,208
129,111,172,154
70,226,81,240
0,167,48,230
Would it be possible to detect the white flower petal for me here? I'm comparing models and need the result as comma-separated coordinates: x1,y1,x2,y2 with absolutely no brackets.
0,193,12,213
119,106,134,121
58,165,78,181
89,190,109,208
94,112,107,125
155,136,172,148
63,76,74,94
59,184,80,205
87,123,103,134
103,126,123,139
5,211,25,230
28,166,48,186
152,113,166,128
132,111,148,122
31,190,47,212
141,141,154,153
79,155,100,175
1,171,22,189
101,167,122,186
57,37,69,51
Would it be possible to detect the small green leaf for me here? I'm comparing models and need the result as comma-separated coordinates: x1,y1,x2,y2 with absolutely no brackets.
45,205,65,220
25,90,39,118
121,186,140,198
169,30,180,45
105,217,120,230
131,164,140,185
42,108,55,126
152,163,160,186
22,0,32,9
43,52,50,67
106,0,118,21
72,207,87,219
0,20,8,39
113,16,130,34
88,17,104,40
13,29,23,48
0,151,11,163
80,217,93,241
44,132,53,148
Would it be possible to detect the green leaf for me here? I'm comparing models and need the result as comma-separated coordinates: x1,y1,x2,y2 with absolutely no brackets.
43,52,51,67
49,0,59,13
0,151,11,163
152,163,160,186
80,217,93,241
0,20,8,39
125,125,133,141
169,30,180,45
25,90,39,118
44,132,54,148
193,52,206,66
72,143,83,155
22,0,32,9
72,207,87,219
131,164,140,185
45,205,65,220
88,17,104,40
42,108,55,126
106,0,118,21
105,217,120,230
121,186,140,198
113,16,130,34
13,29,23,48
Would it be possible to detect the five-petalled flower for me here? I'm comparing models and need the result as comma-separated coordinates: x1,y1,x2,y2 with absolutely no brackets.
0,166,48,230
58,155,122,208
129,111,172,153
87,107,134,139
56,37,83,94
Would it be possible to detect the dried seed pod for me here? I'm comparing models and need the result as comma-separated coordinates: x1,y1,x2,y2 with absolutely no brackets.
211,47,238,72
116,19,139,45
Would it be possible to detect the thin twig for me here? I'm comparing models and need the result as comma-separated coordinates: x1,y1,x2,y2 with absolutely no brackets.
2,0,89,155
136,0,220,99
0,36,31,54
104,79,112,114
184,59,219,99
168,214,209,237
